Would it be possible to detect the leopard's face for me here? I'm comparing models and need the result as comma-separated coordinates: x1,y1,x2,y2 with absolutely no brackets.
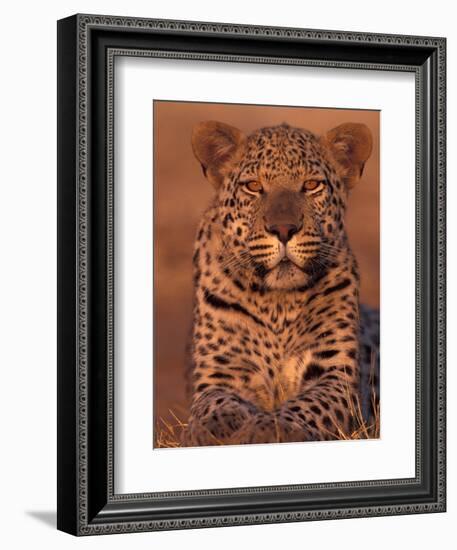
192,121,372,291
216,125,347,290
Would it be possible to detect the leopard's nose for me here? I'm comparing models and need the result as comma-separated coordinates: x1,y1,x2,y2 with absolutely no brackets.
265,223,299,245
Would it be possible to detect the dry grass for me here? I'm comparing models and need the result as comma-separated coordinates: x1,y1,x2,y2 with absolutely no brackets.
155,350,380,447
323,354,380,441
154,383,379,448
332,384,380,441
155,409,188,448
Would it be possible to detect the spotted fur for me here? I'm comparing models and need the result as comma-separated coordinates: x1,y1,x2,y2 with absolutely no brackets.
183,121,379,446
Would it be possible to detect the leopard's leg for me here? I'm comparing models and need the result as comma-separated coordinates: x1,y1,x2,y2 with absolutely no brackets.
268,281,365,442
233,409,308,444
185,301,273,445
276,368,357,442
270,327,363,443
183,388,259,446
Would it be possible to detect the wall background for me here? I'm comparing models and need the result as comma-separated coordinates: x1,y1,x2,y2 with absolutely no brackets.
0,0,454,548
154,101,380,437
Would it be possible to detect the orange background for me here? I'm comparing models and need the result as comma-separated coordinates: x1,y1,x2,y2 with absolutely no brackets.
153,101,380,440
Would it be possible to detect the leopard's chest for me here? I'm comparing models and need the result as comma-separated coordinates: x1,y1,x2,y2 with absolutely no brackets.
275,351,313,404
240,310,313,410
250,348,312,412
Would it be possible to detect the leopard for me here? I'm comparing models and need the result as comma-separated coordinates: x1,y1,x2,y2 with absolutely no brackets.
182,119,379,446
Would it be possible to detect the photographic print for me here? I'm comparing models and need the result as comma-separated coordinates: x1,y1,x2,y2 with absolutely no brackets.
154,101,380,448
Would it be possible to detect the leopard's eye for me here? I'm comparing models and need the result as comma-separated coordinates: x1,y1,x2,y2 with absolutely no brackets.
243,180,264,194
302,179,325,193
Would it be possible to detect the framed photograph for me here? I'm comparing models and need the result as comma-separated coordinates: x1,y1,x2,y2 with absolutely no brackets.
57,14,446,535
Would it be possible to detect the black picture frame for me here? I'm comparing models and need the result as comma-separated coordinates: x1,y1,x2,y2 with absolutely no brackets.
57,13,446,535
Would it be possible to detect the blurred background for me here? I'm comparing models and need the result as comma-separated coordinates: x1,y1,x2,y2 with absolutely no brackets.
153,101,380,445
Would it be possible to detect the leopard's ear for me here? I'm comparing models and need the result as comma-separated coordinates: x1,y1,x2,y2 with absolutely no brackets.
192,121,246,188
323,123,373,189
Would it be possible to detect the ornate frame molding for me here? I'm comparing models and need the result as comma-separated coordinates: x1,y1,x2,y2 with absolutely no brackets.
57,14,446,535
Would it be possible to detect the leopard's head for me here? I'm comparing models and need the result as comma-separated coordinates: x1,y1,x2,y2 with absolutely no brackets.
192,121,372,291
